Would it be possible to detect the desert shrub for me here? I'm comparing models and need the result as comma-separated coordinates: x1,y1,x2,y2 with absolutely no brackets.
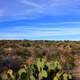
63,56,75,70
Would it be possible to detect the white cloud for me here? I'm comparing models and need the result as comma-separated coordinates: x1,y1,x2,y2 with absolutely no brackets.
27,28,80,37
0,0,80,20
0,26,80,40
20,0,43,9
0,9,5,17
18,0,80,16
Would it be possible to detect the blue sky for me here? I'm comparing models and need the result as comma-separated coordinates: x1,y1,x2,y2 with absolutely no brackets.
0,0,80,40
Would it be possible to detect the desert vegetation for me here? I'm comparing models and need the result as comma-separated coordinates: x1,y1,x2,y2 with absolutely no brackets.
0,40,80,80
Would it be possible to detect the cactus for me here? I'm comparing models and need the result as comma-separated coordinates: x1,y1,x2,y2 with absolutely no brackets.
1,71,8,80
18,68,26,76
18,67,27,80
39,70,47,80
7,69,15,80
0,58,72,80
53,71,72,80
63,72,72,80
30,75,35,80
46,60,62,73
63,73,69,80
35,58,46,71
0,69,15,80
30,58,48,80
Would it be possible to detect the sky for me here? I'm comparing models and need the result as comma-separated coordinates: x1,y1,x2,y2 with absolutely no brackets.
0,0,80,40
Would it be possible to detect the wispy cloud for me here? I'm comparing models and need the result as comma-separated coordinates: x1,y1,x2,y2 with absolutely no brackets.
0,0,80,21
0,9,5,17
20,0,43,9
0,25,80,40
15,0,80,16
0,0,80,40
